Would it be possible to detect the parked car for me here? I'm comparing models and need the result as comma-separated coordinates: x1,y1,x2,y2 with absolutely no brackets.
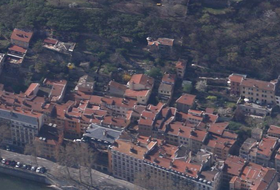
26,165,31,170
1,158,5,164
36,166,41,173
31,166,37,172
10,160,16,167
40,167,47,173
5,160,10,165
15,162,21,168
22,164,27,169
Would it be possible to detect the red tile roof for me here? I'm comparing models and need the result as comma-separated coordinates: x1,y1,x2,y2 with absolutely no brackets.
162,74,176,84
11,29,33,43
8,45,27,54
228,74,244,83
176,94,196,106
129,74,154,88
257,136,278,157
109,80,127,91
268,125,280,136
43,38,58,45
208,122,229,136
124,89,149,97
24,83,39,96
241,78,275,91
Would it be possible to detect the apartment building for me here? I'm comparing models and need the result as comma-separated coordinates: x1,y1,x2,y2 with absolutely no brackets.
0,107,44,147
109,136,224,190
274,148,280,175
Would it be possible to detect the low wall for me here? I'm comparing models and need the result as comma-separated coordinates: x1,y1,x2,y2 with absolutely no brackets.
0,165,52,185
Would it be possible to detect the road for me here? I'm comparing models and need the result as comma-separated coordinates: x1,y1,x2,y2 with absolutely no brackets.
0,150,137,190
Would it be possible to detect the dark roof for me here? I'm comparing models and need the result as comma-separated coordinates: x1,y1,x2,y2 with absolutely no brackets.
0,108,38,125
83,124,122,144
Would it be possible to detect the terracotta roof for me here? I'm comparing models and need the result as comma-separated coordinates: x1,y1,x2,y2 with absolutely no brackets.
109,80,127,91
206,135,236,150
24,83,39,96
268,125,280,136
224,156,246,176
257,136,278,157
128,74,154,88
162,74,176,84
8,45,27,54
176,94,196,106
168,124,207,142
241,78,275,91
208,122,229,136
43,38,58,45
222,131,238,139
228,74,245,83
124,89,149,97
11,28,33,43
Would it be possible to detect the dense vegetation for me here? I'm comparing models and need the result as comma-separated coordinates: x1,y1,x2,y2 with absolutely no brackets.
1,0,280,81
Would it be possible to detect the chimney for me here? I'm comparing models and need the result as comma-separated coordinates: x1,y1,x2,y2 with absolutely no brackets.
103,130,108,137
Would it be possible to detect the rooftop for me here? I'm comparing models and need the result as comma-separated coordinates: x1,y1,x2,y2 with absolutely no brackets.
11,28,33,43
176,94,196,106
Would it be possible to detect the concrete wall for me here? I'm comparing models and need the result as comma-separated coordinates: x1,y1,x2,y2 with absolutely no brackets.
0,165,51,185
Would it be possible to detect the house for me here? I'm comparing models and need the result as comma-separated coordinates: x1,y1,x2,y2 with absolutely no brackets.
10,28,33,48
75,75,95,94
267,125,280,138
175,60,186,79
158,74,176,102
108,80,127,97
6,45,27,66
175,94,196,113
43,38,76,55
